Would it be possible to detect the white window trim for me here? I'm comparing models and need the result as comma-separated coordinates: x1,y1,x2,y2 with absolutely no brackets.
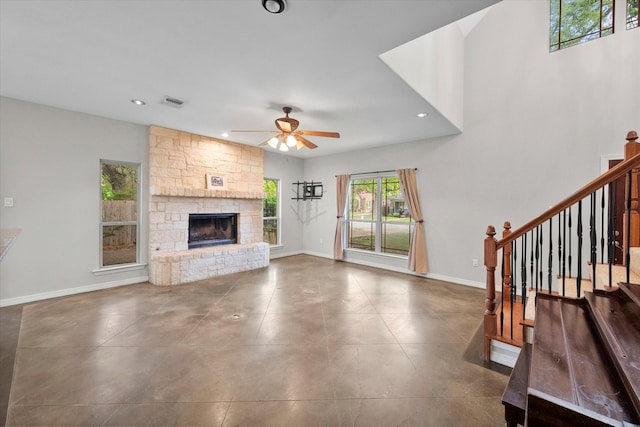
92,263,147,275
346,173,410,258
98,159,141,270
263,177,281,246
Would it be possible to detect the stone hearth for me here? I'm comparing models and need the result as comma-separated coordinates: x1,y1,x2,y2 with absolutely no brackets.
148,126,268,286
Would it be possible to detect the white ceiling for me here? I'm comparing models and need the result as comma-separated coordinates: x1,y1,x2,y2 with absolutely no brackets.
0,0,498,158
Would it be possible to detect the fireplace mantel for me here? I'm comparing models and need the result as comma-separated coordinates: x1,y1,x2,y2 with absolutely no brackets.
150,186,265,199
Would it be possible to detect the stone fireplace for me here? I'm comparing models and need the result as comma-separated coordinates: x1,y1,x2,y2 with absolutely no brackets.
148,126,269,286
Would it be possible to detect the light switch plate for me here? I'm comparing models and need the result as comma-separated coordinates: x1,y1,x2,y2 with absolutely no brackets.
4,197,14,207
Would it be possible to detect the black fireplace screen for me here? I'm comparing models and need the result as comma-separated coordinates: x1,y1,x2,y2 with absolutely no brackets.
188,213,237,249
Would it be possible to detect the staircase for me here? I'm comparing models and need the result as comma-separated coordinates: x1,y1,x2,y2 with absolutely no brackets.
482,131,640,426
503,283,640,427
501,249,640,426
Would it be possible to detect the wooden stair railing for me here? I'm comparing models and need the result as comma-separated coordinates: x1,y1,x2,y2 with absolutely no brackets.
484,130,640,361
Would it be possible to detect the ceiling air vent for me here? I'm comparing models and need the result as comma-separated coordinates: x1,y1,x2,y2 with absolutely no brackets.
161,96,184,108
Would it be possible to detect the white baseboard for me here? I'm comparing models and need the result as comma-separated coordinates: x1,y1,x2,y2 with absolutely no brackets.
0,276,149,307
302,251,485,289
302,250,335,260
425,272,485,289
269,249,305,259
490,339,521,368
302,251,485,290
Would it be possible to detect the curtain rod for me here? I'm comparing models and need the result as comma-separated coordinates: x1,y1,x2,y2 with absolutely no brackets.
335,168,417,178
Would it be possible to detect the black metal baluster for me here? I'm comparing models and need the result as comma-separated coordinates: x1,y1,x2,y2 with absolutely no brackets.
539,225,543,293
530,230,535,295
600,188,605,264
510,240,516,340
562,209,567,296
512,239,517,297
521,233,527,309
500,246,504,337
535,226,540,293
609,180,617,287
558,214,562,295
568,207,573,279
577,200,583,297
626,171,632,283
548,219,553,294
590,192,597,289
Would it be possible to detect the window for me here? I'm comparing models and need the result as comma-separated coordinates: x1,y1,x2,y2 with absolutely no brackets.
100,161,139,267
628,0,639,29
263,178,279,245
550,0,615,52
347,175,413,256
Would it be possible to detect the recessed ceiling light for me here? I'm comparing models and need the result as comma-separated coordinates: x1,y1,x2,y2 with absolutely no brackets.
221,132,230,138
417,112,428,118
131,99,146,106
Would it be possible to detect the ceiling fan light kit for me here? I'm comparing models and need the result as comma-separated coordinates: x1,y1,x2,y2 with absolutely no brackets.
267,136,289,151
231,106,340,153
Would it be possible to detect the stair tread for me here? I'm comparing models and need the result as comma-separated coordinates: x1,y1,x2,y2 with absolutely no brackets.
592,262,640,288
528,294,639,424
523,282,589,322
585,284,640,414
621,282,640,305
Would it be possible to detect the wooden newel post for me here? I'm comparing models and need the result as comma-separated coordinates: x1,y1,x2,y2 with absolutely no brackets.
624,130,640,254
484,225,498,361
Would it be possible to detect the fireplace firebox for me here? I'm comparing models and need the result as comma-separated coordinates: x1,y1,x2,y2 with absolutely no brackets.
188,213,237,249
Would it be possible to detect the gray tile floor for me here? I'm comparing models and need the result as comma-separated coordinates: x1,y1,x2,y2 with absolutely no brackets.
3,255,509,426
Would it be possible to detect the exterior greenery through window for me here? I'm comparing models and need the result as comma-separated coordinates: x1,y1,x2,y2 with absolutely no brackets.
100,161,139,267
629,0,639,29
263,178,279,245
347,175,413,256
549,0,614,52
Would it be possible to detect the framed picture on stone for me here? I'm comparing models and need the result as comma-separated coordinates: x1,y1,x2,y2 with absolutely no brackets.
206,174,225,189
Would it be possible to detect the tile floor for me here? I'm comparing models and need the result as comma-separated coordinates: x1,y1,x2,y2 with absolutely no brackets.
2,255,509,426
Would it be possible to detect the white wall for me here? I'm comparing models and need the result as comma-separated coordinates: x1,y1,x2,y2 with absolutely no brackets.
301,0,639,286
0,97,149,305
263,151,305,258
380,18,465,131
1,0,637,303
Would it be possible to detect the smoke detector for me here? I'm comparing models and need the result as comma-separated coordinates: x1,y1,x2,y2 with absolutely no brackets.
263,0,286,13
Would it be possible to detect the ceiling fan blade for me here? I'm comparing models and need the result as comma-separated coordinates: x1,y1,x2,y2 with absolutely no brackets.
298,130,340,138
297,136,318,149
231,130,280,133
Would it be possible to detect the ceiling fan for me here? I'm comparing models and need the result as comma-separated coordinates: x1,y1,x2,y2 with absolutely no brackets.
232,107,340,152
